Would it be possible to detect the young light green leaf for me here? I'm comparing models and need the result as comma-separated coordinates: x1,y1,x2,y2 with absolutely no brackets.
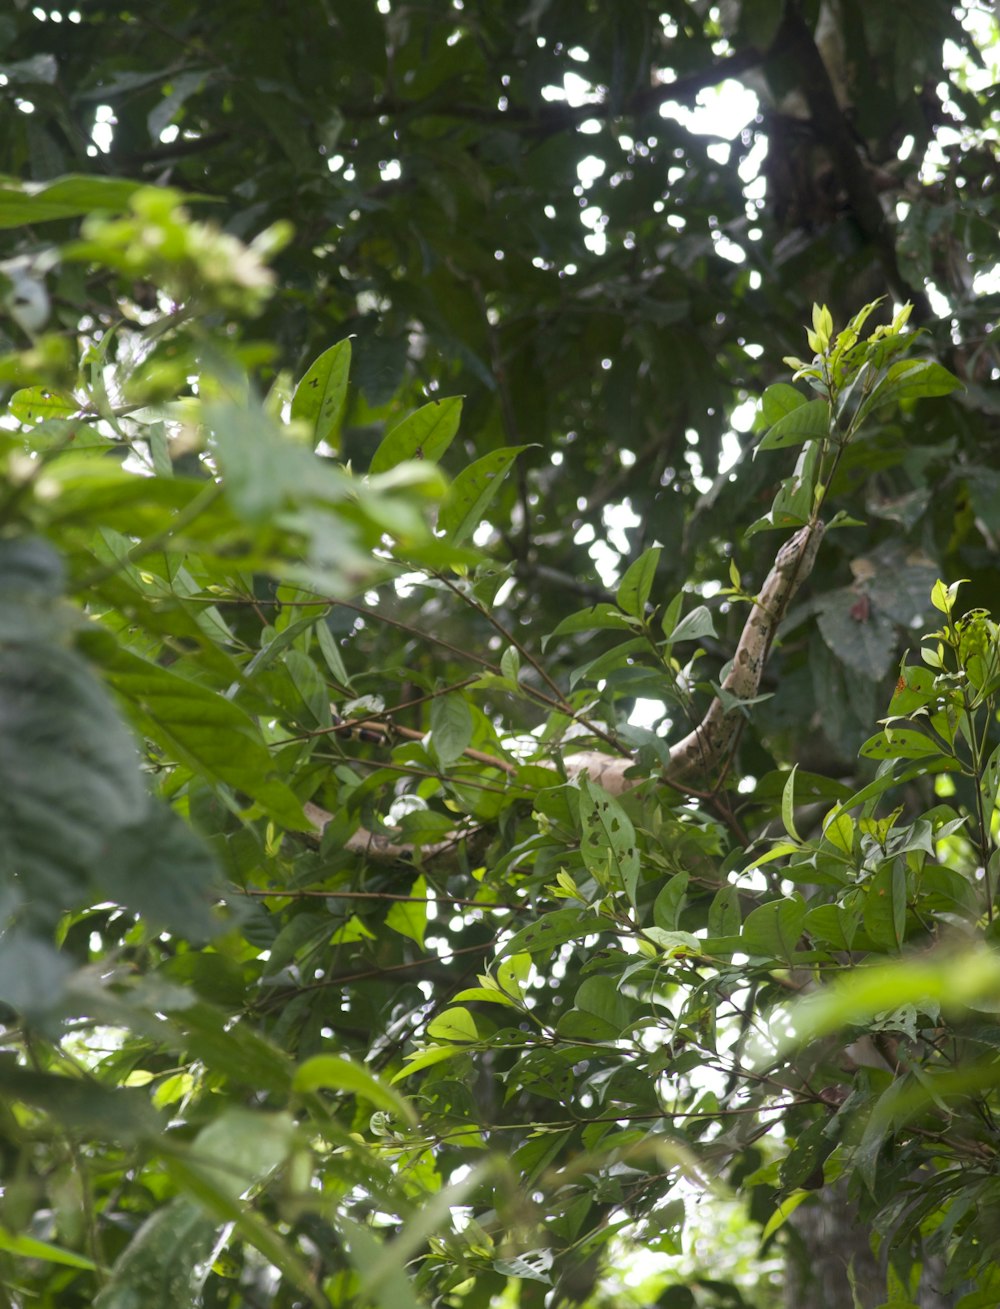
426,1007,480,1042
391,1044,462,1083
500,645,521,683
930,578,965,614
760,1190,811,1243
781,765,803,843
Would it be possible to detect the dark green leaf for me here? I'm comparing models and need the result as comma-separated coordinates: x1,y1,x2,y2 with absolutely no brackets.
437,445,526,546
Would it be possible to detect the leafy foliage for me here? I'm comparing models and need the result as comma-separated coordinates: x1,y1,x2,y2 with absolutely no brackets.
0,4,998,1308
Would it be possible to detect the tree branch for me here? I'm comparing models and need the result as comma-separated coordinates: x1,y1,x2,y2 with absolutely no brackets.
774,3,932,321
340,47,765,136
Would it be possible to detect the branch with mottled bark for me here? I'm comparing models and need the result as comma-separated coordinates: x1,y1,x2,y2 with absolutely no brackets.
302,520,825,861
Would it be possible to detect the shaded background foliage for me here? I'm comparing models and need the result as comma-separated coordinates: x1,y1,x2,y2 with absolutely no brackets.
3,0,998,765
0,2,998,1308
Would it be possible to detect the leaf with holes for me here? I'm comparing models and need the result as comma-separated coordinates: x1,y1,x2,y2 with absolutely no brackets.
579,776,640,904
291,339,351,449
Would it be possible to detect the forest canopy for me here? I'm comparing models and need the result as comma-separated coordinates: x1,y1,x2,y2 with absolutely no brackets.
0,3,998,1308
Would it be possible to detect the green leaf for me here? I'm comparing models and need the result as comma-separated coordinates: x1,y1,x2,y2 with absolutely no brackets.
340,1216,427,1309
8,386,77,423
758,397,829,451
500,645,521,682
780,1117,833,1191
760,1190,810,1242
545,603,636,645
160,1113,322,1307
816,589,897,682
863,861,907,952
293,1055,417,1123
667,604,716,645
579,776,640,904
437,444,526,546
385,875,428,947
0,1060,163,1142
498,908,604,959
92,1200,217,1309
290,339,351,449
616,546,660,618
426,1007,479,1042
187,1108,297,1202
429,693,473,766
642,928,700,957
759,382,806,427
708,884,741,936
573,975,635,1037
781,765,803,842
0,1225,97,1271
741,896,807,961
0,637,149,911
452,985,519,1008
97,803,223,942
392,1044,463,1083
369,396,462,473
864,358,962,416
206,398,350,524
783,949,1000,1048
164,1003,293,1095
316,617,352,687
804,904,858,950
570,636,647,688
0,173,142,228
859,728,945,762
653,872,689,931
95,642,308,828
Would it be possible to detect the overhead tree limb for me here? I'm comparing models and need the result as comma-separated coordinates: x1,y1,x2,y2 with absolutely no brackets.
773,3,933,321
